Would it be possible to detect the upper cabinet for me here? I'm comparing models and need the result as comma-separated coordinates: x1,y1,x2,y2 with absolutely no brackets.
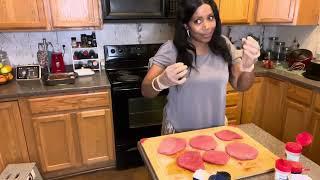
256,0,319,25
0,0,47,30
49,0,101,28
0,0,102,30
219,0,256,24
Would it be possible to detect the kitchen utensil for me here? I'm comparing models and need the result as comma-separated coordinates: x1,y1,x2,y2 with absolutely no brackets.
287,49,313,70
303,59,320,81
140,126,278,179
42,72,77,86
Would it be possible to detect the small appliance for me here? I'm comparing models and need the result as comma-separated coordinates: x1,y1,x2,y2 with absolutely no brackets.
50,52,65,73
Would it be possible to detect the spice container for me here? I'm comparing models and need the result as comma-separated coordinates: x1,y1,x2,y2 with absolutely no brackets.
275,159,291,180
285,142,302,162
71,37,77,48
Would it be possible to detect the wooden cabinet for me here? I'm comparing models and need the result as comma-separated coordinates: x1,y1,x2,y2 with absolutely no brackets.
33,114,77,172
219,0,256,24
282,84,313,142
259,78,287,140
0,0,47,29
309,101,320,165
0,101,29,172
76,109,114,165
226,83,242,125
49,0,101,28
0,0,101,30
241,77,264,125
256,0,319,25
19,90,115,178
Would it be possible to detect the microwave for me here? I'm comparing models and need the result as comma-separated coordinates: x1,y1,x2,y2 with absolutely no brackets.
102,0,177,21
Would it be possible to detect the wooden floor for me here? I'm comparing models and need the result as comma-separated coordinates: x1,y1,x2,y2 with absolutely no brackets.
60,166,152,180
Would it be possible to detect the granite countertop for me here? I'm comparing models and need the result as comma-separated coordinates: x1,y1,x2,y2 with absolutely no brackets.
138,123,320,180
254,62,320,91
0,71,110,100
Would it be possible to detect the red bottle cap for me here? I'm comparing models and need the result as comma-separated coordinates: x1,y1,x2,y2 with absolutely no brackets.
285,142,302,153
275,159,292,172
289,161,303,173
296,132,313,147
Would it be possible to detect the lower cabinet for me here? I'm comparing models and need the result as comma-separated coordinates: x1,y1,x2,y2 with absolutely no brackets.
309,111,320,165
226,83,242,125
0,101,29,172
20,90,115,178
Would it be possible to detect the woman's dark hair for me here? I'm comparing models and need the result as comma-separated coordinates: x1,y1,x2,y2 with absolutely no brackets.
173,0,232,69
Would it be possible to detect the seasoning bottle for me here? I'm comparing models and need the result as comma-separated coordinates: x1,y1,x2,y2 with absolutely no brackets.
275,159,291,180
71,37,77,48
285,142,302,162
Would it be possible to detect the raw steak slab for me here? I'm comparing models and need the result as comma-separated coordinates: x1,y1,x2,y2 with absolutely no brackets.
225,142,258,160
215,130,243,141
202,150,230,165
157,137,186,155
177,151,205,172
189,135,217,151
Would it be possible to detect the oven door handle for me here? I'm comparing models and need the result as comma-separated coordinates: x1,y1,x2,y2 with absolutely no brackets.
113,87,140,92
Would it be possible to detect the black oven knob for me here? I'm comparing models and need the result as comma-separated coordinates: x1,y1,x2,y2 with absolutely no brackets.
118,49,123,53
110,49,116,54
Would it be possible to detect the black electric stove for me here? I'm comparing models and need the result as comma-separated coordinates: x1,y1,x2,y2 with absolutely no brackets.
104,43,168,169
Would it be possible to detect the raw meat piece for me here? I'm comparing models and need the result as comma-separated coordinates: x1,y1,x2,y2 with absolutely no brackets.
177,151,205,172
215,130,243,141
189,135,217,150
203,150,230,165
225,142,258,160
157,137,186,155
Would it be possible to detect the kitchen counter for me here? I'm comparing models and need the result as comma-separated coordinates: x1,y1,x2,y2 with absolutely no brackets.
138,123,320,179
254,62,320,91
0,71,110,100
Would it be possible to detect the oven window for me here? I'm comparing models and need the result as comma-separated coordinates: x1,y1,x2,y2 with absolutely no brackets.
128,96,167,128
110,0,161,14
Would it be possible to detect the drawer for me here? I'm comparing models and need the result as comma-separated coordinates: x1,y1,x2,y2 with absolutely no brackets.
28,91,110,114
287,83,313,106
225,106,239,121
226,93,239,107
314,93,320,112
226,83,235,93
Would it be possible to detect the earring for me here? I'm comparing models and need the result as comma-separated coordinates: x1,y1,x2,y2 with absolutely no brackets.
186,29,190,38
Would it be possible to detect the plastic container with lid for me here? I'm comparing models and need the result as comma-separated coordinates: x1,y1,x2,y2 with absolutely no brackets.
285,132,313,162
275,159,291,180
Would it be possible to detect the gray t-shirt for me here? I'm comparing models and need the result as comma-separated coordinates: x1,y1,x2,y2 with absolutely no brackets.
150,37,242,132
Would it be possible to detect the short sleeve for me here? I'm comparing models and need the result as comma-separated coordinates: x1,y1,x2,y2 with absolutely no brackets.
149,40,178,68
222,35,243,64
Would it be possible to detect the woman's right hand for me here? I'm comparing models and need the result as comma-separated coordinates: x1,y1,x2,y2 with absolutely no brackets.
157,62,188,89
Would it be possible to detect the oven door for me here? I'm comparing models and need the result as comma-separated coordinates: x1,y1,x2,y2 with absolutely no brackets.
111,86,167,148
102,0,165,20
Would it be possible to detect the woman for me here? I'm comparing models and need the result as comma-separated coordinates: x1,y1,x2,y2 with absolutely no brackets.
141,0,260,134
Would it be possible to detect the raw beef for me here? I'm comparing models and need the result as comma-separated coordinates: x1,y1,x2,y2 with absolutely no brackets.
157,137,186,155
225,142,258,160
202,150,230,165
215,130,243,141
177,151,205,172
189,135,217,151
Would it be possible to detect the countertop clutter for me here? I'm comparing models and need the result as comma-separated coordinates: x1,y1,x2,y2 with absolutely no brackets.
0,71,110,101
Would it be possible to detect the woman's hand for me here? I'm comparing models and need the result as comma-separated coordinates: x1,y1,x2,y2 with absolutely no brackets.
156,62,188,90
241,36,260,72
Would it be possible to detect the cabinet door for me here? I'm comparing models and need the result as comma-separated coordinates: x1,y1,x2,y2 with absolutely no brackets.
219,0,253,24
256,0,296,23
33,114,77,172
0,102,29,172
49,0,101,28
0,0,47,29
309,112,320,165
226,83,242,125
282,100,311,142
260,78,287,140
76,109,115,165
241,77,264,125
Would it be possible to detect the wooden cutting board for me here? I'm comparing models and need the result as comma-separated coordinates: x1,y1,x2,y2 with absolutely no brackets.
140,126,279,179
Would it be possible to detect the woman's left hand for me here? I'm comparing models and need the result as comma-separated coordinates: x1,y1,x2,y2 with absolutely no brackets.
241,36,261,72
